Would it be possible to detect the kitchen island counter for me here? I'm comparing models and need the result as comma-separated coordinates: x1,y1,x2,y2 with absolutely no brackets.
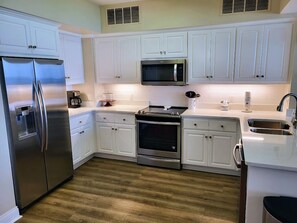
182,109,297,172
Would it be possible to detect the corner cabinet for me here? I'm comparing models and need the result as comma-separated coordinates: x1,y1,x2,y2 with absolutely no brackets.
0,13,59,58
59,33,85,85
70,113,96,169
96,112,136,158
94,35,140,84
188,28,235,83
182,118,238,171
141,32,187,58
234,23,292,83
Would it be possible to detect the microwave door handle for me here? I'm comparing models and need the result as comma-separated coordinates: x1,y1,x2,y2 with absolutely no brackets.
173,64,177,82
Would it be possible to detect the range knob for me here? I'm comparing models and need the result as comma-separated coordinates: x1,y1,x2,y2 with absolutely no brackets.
138,110,145,114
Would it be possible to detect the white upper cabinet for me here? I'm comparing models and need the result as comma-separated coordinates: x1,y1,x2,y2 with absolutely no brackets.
59,33,85,85
0,15,31,55
141,32,187,58
188,28,235,83
0,13,59,58
94,35,140,84
234,23,292,83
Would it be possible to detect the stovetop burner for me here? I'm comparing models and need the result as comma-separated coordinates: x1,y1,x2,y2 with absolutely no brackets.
137,105,187,117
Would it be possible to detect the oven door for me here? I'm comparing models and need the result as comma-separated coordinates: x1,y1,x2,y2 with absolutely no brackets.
137,120,180,159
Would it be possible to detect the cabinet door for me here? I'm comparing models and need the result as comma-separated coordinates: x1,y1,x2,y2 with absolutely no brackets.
234,25,264,82
208,131,236,170
260,23,292,83
188,30,211,83
30,22,59,58
96,123,114,154
182,129,208,166
60,33,84,85
163,32,187,58
82,125,95,157
210,28,235,83
71,128,83,165
118,36,140,83
0,14,31,56
114,124,136,157
141,34,163,58
94,38,117,83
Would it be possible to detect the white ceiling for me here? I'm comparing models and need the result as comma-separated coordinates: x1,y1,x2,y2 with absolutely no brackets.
88,0,142,6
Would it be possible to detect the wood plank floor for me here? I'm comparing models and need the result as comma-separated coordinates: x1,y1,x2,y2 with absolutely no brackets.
18,158,240,223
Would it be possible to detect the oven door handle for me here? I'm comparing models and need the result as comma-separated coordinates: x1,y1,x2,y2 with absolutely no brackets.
233,143,243,168
136,120,180,126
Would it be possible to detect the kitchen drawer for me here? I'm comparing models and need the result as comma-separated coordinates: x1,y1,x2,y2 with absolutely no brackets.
70,113,92,129
209,120,237,132
183,118,209,130
114,114,135,125
96,112,115,123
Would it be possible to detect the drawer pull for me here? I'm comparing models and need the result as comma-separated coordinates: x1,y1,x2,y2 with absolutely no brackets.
103,117,106,120
205,136,208,139
194,123,197,126
79,121,82,123
209,136,212,139
221,125,224,128
79,131,84,134
115,128,118,131
112,128,114,130
123,119,126,121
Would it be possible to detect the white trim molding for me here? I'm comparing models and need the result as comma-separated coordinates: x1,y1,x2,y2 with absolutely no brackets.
0,207,21,223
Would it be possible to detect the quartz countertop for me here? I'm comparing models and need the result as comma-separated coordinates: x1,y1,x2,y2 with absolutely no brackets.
68,105,146,117
68,106,297,172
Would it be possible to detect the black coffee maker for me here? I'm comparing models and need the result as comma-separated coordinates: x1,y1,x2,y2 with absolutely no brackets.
67,91,82,108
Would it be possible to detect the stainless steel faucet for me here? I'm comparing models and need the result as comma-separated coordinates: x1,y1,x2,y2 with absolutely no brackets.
277,93,297,128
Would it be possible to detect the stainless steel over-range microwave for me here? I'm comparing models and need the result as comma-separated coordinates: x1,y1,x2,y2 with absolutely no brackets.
141,59,187,86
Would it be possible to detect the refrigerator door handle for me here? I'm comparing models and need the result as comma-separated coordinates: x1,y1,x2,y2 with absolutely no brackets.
37,81,48,152
33,82,45,152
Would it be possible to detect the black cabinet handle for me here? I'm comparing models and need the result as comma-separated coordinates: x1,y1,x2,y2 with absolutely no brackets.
261,75,264,78
205,136,208,139
209,136,212,139
256,75,259,78
123,119,126,121
221,125,224,128
194,123,197,126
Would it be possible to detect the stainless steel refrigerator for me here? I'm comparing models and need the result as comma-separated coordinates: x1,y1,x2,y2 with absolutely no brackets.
0,57,73,211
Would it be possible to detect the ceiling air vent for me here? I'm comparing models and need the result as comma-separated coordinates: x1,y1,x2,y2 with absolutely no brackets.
107,6,139,25
222,0,269,14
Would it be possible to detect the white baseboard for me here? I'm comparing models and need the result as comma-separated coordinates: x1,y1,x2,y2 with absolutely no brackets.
0,207,21,223
73,154,95,170
94,153,137,162
182,164,240,176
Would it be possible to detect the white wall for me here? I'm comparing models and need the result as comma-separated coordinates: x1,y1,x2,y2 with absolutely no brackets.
0,85,19,222
94,83,291,111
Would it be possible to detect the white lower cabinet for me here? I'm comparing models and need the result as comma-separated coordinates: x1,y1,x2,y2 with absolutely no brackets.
96,112,136,157
182,118,237,171
70,113,95,168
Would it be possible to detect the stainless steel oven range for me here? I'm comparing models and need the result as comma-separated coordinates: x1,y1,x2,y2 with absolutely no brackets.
135,106,187,169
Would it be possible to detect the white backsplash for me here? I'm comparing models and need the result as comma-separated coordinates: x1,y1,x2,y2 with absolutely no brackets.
94,83,291,111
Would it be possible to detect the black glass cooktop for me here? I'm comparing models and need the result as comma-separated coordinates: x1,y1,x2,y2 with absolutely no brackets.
137,105,187,117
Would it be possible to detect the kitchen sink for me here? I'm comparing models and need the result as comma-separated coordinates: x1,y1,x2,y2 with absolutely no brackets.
250,128,293,135
248,119,291,130
248,119,294,135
